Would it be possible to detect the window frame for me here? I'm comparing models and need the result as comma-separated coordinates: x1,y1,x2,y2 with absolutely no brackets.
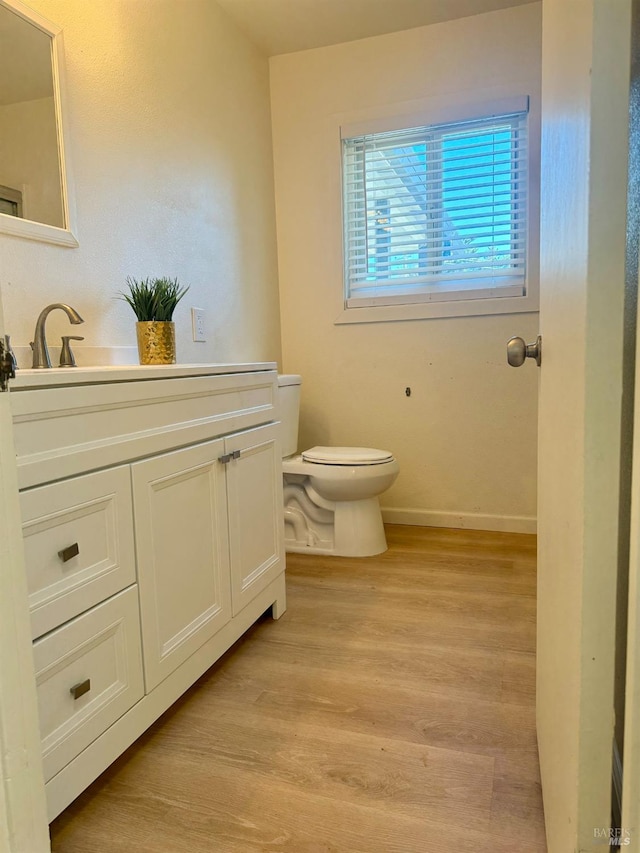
335,94,540,324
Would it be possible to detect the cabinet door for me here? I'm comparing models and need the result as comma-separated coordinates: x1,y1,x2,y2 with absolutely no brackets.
225,423,284,616
132,440,231,691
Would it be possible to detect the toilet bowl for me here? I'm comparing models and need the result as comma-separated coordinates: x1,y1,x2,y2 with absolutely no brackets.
278,376,399,557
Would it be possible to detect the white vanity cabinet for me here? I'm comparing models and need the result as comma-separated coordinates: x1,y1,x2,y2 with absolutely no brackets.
10,363,286,821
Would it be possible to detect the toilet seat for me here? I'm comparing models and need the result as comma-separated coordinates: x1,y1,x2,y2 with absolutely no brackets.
302,446,394,466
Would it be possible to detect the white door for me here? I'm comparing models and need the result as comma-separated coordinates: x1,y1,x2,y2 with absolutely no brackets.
622,2,640,836
536,1,632,850
622,305,640,846
0,294,50,852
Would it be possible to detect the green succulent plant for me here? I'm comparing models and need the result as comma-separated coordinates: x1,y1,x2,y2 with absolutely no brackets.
119,276,189,322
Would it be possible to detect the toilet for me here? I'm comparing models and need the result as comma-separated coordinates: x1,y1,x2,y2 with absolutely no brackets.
278,374,399,557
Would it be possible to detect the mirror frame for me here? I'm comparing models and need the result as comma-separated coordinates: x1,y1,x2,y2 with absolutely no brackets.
0,0,78,247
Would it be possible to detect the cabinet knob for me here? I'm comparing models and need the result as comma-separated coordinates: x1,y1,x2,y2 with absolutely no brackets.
69,678,91,700
58,542,80,562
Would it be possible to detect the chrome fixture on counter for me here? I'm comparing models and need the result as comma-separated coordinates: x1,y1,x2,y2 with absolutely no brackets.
31,303,84,369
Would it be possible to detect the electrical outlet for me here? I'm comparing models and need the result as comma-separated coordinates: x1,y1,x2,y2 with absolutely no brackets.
191,308,206,342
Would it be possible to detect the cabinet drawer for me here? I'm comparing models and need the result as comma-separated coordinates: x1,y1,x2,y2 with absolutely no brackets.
21,467,136,639
33,586,144,782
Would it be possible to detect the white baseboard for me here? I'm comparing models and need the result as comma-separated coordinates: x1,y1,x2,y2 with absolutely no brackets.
381,507,537,535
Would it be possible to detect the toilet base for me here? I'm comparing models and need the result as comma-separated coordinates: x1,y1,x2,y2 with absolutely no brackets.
284,493,389,557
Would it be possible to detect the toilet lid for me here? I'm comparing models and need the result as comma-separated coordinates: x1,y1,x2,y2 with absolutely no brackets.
302,446,394,465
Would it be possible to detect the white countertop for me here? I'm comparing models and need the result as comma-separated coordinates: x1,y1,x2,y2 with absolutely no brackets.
11,362,277,390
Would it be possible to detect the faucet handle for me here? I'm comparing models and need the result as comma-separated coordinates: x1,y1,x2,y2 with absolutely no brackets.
0,336,16,391
59,335,84,368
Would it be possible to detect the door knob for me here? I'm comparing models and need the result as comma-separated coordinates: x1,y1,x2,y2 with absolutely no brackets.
507,335,542,367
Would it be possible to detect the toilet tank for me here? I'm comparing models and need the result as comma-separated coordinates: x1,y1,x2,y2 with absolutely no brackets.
277,374,302,458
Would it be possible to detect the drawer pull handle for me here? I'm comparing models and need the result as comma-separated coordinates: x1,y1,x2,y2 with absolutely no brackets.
70,679,91,700
58,543,80,562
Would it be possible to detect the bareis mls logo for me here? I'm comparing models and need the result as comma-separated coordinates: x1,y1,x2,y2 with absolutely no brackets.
593,827,631,847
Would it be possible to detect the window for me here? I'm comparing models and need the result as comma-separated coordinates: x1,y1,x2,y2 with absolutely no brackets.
341,103,530,316
0,184,23,218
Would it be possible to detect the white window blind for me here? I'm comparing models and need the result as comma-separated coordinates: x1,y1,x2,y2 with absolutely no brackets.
342,109,529,307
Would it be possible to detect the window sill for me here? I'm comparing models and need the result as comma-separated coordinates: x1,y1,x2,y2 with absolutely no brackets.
334,291,539,324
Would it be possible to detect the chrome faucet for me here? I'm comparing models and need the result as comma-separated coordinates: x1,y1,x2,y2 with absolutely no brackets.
31,303,84,369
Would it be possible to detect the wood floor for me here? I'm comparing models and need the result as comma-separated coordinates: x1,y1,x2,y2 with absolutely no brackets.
49,525,546,853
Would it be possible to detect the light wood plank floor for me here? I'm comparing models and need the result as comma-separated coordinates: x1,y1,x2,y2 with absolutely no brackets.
50,525,546,853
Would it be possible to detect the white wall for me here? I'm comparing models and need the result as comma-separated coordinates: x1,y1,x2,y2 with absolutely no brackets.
271,3,542,531
1,0,281,366
0,97,64,228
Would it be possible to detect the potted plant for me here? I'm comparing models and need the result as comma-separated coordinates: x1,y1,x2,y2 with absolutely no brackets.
119,276,189,365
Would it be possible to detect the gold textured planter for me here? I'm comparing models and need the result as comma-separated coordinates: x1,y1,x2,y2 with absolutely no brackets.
136,321,176,365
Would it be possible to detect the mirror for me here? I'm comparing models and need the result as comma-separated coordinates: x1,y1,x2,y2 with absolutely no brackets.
0,0,77,246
